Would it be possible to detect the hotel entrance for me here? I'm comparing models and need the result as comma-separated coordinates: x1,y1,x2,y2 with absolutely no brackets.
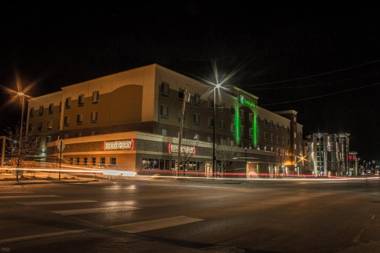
246,161,258,178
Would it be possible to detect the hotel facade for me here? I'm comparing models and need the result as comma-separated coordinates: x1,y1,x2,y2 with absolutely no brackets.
27,64,303,176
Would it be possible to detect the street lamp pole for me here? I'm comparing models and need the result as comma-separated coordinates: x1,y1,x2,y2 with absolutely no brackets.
212,88,217,177
17,95,25,167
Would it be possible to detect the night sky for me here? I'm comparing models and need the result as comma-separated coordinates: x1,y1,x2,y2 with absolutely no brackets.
1,4,380,159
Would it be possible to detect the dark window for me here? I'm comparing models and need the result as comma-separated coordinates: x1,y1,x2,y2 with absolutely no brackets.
192,94,200,105
83,157,88,165
76,114,83,125
64,116,69,127
220,119,226,129
92,157,96,166
38,106,44,116
38,122,43,132
110,157,117,166
178,89,185,100
208,117,214,128
208,100,214,108
92,91,99,103
48,104,54,114
65,97,71,109
76,157,80,165
78,95,85,106
29,108,34,117
193,113,200,125
100,157,106,166
160,82,169,96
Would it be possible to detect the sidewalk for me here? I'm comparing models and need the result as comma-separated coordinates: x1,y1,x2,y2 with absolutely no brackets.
0,171,101,185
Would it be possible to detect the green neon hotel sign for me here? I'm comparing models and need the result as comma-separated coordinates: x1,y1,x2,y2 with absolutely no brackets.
234,95,258,148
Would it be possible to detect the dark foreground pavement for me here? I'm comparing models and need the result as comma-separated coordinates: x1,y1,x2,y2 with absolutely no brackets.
1,178,380,253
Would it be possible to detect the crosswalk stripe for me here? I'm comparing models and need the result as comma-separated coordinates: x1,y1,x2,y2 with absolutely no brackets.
0,195,59,199
18,200,97,205
111,216,203,233
0,229,86,244
53,205,138,216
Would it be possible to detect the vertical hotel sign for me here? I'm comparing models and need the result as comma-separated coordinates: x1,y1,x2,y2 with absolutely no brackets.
104,139,134,150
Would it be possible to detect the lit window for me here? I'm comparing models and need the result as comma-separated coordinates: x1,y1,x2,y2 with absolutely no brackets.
100,157,106,166
47,121,53,130
162,128,167,136
159,104,169,118
92,91,100,103
91,112,98,123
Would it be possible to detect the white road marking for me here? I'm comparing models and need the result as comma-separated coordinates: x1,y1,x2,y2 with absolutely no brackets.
53,205,138,216
18,200,97,206
111,216,203,233
0,229,86,244
0,195,59,199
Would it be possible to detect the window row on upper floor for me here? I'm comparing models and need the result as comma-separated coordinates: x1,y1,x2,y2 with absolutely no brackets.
30,91,100,117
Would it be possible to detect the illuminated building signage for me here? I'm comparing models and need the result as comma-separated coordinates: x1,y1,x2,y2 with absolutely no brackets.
104,140,134,150
234,95,258,148
168,143,196,155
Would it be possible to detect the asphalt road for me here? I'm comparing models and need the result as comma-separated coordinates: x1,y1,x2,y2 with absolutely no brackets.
1,178,380,253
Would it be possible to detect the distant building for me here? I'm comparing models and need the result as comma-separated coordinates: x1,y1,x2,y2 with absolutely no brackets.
27,64,303,176
305,132,350,176
347,151,359,176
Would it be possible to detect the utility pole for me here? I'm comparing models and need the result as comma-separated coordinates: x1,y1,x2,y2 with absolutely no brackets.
212,88,217,177
177,90,190,177
16,95,26,182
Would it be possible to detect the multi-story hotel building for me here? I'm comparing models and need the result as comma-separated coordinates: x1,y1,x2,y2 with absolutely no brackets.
27,64,303,176
305,132,350,176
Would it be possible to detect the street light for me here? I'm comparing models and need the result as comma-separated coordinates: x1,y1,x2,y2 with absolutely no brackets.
1,80,33,171
198,62,240,177
295,155,307,176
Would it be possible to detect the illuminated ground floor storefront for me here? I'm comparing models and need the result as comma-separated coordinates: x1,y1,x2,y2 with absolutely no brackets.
47,131,288,177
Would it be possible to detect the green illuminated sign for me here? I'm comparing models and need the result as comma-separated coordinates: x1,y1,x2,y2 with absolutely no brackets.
234,95,258,148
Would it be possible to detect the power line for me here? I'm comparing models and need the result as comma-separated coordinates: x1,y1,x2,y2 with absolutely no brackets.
247,59,380,88
263,81,380,106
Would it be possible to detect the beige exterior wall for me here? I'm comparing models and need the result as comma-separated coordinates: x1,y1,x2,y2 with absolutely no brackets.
28,64,158,136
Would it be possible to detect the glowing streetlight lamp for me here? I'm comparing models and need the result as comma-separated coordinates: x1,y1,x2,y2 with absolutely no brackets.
1,78,33,171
